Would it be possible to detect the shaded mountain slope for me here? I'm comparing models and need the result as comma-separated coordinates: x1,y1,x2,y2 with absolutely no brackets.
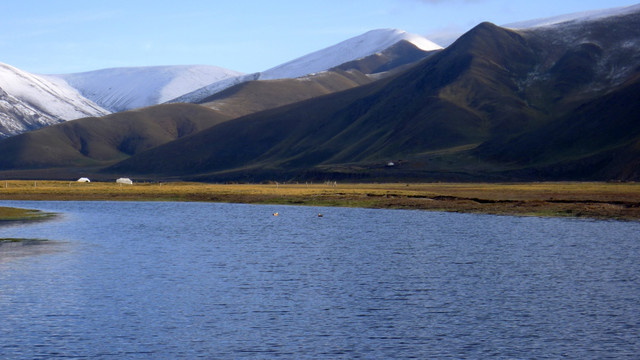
514,10,640,113
0,104,230,170
477,74,640,180
108,14,640,181
171,29,440,105
107,23,533,179
331,40,444,75
0,30,439,179
3,9,639,182
198,70,374,119
195,41,437,119
257,28,442,80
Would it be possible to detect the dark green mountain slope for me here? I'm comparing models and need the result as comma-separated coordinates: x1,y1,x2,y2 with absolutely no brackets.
198,70,375,119
331,40,438,75
107,22,541,179
196,40,436,119
109,14,640,181
477,74,640,180
0,38,436,179
2,10,639,182
0,103,230,170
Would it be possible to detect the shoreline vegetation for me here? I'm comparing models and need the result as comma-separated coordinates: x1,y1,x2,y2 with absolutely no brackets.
0,206,56,252
0,205,55,224
0,180,639,221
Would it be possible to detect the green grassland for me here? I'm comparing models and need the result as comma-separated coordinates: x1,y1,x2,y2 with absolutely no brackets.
0,205,54,222
1,181,639,221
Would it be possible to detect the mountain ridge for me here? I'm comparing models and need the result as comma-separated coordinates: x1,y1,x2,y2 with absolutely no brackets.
1,5,639,182
53,65,245,113
0,62,109,137
0,103,230,171
104,12,640,182
194,40,436,119
0,29,441,137
170,29,441,104
258,28,442,80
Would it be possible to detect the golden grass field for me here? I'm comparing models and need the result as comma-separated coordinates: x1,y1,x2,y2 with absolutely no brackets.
1,180,639,221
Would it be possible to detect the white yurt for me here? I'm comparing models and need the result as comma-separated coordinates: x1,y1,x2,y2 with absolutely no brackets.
116,178,133,185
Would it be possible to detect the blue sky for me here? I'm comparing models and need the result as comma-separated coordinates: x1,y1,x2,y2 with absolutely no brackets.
0,0,637,74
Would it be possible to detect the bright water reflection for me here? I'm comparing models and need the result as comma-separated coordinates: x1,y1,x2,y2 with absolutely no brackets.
0,201,639,359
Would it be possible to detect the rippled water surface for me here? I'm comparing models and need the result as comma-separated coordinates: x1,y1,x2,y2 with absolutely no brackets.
1,201,639,359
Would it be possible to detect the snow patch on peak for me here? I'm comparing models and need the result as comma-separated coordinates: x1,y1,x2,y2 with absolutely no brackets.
504,4,640,29
171,29,442,104
55,65,244,112
393,30,443,52
259,28,442,80
169,73,261,104
0,62,108,121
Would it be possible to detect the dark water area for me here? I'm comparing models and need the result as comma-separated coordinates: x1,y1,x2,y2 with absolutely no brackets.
1,200,638,359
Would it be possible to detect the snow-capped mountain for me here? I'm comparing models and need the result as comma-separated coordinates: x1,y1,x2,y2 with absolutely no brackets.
514,4,640,95
53,65,244,113
259,29,442,80
170,73,261,105
0,87,61,137
0,63,108,120
3,4,636,139
429,4,640,47
172,29,442,104
0,62,109,137
504,3,640,29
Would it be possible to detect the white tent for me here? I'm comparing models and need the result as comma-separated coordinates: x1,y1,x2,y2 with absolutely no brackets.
77,177,91,183
116,178,133,185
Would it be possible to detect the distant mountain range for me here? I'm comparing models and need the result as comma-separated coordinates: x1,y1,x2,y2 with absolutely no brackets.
170,29,441,104
0,29,438,138
55,65,245,113
1,4,639,182
0,63,109,137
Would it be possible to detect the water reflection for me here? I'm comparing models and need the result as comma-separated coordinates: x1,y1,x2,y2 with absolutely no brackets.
0,239,65,263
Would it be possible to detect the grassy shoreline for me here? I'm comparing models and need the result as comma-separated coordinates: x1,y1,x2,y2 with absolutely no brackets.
1,180,639,221
0,206,56,247
0,206,55,223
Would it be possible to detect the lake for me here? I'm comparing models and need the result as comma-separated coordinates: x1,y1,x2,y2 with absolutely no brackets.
1,200,639,359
